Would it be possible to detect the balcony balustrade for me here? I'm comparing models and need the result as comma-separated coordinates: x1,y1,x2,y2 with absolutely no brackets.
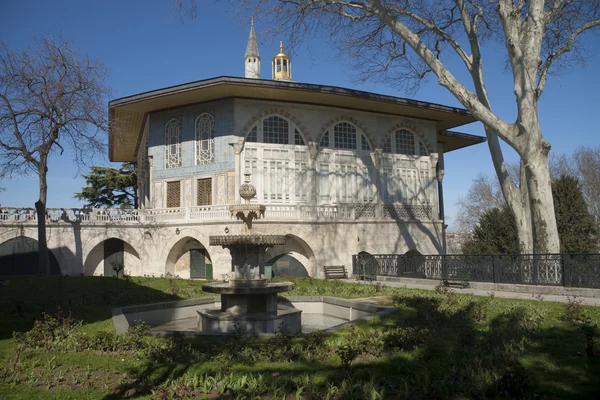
0,203,436,224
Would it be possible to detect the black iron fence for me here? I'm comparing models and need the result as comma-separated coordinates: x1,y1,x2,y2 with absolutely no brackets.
352,253,600,289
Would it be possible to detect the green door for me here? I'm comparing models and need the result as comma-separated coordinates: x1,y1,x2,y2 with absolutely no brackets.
190,249,212,279
104,239,124,277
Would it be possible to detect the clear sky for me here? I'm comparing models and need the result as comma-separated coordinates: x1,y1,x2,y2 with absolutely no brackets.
1,0,599,231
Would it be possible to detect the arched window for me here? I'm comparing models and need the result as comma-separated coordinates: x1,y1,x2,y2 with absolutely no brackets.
195,113,214,165
263,116,289,144
319,121,371,151
247,126,257,142
165,118,181,169
396,129,415,155
383,129,428,156
244,115,306,145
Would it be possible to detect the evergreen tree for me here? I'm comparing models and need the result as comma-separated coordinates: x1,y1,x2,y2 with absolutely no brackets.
552,175,599,253
74,163,137,209
463,176,599,254
462,207,519,255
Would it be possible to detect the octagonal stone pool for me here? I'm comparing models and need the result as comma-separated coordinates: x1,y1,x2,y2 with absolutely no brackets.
112,296,396,336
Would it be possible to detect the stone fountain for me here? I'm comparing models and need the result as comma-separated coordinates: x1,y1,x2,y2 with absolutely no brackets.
197,173,301,334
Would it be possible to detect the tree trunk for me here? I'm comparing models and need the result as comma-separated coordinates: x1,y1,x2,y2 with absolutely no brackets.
525,150,561,253
516,163,534,253
36,169,50,274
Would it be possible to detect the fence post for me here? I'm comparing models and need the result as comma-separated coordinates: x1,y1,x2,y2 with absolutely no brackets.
532,254,539,285
563,255,572,287
441,255,448,282
492,255,499,283
397,254,402,277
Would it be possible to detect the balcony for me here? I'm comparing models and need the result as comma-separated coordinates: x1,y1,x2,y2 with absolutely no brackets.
0,204,436,225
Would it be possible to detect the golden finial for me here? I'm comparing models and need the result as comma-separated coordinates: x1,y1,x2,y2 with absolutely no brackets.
251,16,254,26
279,41,284,52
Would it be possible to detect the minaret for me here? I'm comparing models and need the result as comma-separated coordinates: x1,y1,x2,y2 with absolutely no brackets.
245,17,260,79
272,41,292,81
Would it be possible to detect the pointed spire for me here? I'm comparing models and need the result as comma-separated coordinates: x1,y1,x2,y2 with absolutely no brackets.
245,17,260,59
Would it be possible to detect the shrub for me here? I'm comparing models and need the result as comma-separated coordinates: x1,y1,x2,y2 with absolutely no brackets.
14,309,81,351
579,315,598,357
562,296,585,323
382,327,428,352
336,344,360,368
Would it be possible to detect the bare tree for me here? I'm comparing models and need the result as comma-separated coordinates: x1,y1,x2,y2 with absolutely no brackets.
573,146,600,226
457,147,600,235
176,0,600,253
455,174,505,232
0,36,110,273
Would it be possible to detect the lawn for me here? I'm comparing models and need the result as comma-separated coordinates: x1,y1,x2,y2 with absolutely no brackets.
1,275,599,399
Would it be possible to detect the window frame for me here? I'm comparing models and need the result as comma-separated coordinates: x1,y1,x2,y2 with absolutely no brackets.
165,118,182,169
318,121,372,152
244,114,307,146
382,128,429,156
195,113,215,166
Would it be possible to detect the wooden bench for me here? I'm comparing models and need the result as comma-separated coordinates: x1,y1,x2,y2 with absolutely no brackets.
443,269,471,288
324,265,348,280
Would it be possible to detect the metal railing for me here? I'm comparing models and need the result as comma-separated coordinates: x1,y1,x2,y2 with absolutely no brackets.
352,253,600,289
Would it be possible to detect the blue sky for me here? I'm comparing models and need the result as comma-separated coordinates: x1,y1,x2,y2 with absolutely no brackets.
1,0,599,231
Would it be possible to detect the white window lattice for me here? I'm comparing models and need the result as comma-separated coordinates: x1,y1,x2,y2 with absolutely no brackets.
165,119,182,168
334,122,357,150
383,129,428,156
319,131,330,147
247,126,257,142
263,116,289,144
383,136,392,153
195,113,214,165
245,116,307,146
361,135,371,151
166,181,181,208
396,129,415,155
294,128,305,145
197,178,212,206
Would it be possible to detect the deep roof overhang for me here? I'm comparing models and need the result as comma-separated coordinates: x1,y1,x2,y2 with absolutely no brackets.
438,130,487,152
108,76,483,161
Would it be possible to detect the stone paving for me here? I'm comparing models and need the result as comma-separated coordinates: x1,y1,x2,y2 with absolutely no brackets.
344,279,600,306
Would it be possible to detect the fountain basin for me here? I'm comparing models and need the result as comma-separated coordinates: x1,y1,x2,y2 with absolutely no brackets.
199,281,297,334
197,305,302,334
111,296,397,336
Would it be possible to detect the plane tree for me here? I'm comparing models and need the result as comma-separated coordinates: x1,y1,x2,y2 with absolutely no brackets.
175,0,600,253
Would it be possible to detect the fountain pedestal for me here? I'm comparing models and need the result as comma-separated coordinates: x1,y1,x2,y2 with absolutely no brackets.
197,172,301,334
197,278,301,334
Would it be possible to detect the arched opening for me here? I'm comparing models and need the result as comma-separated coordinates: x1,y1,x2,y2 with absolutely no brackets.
83,238,140,276
266,254,309,278
357,251,379,278
165,236,212,279
401,249,426,278
265,234,315,277
0,237,61,275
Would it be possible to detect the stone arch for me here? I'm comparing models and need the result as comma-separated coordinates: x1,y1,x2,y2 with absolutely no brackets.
264,233,316,277
83,236,141,276
239,108,311,146
161,229,213,279
82,230,142,266
0,235,61,274
317,115,375,150
266,253,309,277
356,250,379,277
383,121,433,154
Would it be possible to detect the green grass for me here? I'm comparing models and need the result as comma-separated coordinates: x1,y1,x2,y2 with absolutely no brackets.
1,275,599,399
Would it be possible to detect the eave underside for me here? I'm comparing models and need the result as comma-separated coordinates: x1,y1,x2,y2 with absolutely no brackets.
109,77,482,162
